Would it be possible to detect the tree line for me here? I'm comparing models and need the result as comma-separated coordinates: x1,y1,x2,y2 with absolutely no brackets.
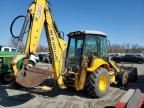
9,37,144,53
9,37,48,52
110,44,144,53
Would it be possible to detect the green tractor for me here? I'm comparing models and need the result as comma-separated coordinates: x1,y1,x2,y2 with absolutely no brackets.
0,51,22,84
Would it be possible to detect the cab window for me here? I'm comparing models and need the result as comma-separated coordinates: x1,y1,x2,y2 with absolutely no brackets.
4,48,10,52
84,35,99,56
99,36,109,60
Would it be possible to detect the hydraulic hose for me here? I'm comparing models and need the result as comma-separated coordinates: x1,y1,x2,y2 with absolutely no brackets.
10,15,26,38
12,12,31,60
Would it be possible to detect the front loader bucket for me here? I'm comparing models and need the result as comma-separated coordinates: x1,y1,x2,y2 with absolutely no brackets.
16,66,54,88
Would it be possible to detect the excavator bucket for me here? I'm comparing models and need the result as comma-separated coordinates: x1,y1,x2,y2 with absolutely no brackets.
16,66,54,88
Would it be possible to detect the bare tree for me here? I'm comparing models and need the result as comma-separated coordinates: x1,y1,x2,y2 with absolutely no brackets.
9,37,49,53
111,44,125,53
111,43,144,53
37,44,48,52
9,37,18,47
9,37,25,51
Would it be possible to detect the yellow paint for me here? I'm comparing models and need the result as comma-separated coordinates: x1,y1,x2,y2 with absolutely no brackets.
41,86,52,91
45,4,67,86
13,55,26,63
74,68,87,91
77,68,87,90
75,58,88,90
12,0,67,87
12,55,26,76
108,70,116,84
12,65,18,77
99,75,108,92
11,0,112,91
87,58,110,72
75,57,110,91
24,4,36,54
109,59,121,73
110,75,116,84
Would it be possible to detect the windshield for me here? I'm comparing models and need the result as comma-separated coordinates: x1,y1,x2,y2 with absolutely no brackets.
84,35,100,56
84,35,109,61
67,36,84,66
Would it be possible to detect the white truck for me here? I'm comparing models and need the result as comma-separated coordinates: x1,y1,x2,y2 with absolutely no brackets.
0,46,16,52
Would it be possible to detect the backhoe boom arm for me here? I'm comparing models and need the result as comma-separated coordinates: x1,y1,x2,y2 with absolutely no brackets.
12,0,67,87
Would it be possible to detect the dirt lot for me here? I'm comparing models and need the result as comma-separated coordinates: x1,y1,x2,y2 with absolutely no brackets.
0,63,144,108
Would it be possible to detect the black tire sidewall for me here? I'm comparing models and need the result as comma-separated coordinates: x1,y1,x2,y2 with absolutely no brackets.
1,73,12,84
86,67,110,98
116,71,128,86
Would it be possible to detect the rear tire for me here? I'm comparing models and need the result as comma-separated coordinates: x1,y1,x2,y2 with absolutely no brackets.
1,73,12,84
86,67,110,98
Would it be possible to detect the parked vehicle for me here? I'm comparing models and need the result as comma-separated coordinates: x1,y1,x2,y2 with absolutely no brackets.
37,53,51,63
43,54,51,63
0,46,23,53
124,54,144,64
112,54,144,64
111,55,124,63
109,53,121,57
0,51,22,83
0,46,23,83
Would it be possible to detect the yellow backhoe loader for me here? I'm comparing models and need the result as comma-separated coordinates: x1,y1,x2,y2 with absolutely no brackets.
10,0,135,98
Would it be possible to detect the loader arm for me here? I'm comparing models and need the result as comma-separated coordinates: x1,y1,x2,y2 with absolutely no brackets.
12,0,67,87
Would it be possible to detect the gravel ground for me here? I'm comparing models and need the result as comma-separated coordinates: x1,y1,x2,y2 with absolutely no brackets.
0,63,143,108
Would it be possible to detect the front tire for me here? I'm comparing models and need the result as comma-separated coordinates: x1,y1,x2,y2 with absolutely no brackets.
86,67,110,98
116,71,128,86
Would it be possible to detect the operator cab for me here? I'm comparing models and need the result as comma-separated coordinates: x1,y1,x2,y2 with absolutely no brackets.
66,30,110,71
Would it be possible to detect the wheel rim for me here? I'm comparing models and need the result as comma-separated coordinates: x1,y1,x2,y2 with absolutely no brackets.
123,73,128,84
99,75,108,92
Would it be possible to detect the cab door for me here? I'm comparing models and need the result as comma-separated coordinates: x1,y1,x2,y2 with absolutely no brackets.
99,36,109,61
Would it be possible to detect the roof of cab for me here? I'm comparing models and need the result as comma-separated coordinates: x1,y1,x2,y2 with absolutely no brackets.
68,30,107,37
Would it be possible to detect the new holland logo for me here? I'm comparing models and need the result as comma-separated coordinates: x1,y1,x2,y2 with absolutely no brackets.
50,30,58,62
